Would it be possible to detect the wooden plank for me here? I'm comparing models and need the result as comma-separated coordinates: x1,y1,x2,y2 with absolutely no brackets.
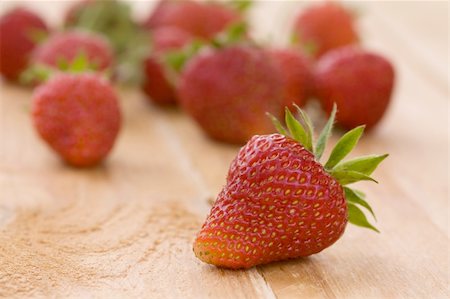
162,1,450,298
361,4,449,237
164,101,450,299
367,1,448,81
0,1,449,298
0,86,275,298
363,2,448,97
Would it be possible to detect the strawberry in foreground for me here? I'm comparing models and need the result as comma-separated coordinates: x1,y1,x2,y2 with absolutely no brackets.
268,48,313,110
0,7,48,81
292,2,358,58
31,30,114,72
178,45,284,144
194,105,387,269
32,70,121,167
315,46,395,130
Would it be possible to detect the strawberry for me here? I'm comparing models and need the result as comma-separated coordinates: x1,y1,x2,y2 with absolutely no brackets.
0,7,48,81
142,27,193,105
201,2,243,38
194,105,387,269
268,48,314,110
315,46,395,130
152,26,193,53
292,2,358,58
178,45,284,144
31,30,114,72
143,0,241,40
32,73,121,167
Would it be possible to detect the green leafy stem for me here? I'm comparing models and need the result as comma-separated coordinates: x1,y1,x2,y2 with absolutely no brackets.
269,104,388,232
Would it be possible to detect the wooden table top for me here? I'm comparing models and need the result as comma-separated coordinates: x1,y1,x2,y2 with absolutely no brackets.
0,1,448,298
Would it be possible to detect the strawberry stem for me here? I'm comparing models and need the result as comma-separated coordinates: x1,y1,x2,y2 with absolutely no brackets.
269,103,387,232
324,125,365,170
315,103,337,160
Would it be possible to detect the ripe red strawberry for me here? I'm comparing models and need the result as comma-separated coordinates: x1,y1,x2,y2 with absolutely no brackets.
142,27,193,105
152,26,193,53
201,2,242,38
143,0,241,40
268,48,314,110
32,73,121,167
178,45,284,144
0,8,48,81
194,105,386,268
292,2,358,58
31,30,114,72
315,46,395,130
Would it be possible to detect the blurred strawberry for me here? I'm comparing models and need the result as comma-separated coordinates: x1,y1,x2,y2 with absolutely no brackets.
143,0,241,40
64,0,138,55
178,45,284,144
31,30,114,72
143,0,175,30
142,27,193,105
292,2,359,58
32,73,121,167
152,26,193,53
315,46,395,130
0,8,49,81
64,0,150,84
268,48,314,110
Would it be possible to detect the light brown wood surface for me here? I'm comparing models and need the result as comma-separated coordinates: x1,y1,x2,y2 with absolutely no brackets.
0,1,449,298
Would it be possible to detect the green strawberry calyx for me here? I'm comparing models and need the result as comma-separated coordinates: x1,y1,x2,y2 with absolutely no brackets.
228,0,253,13
20,52,111,85
290,33,319,58
66,0,150,84
164,21,250,74
269,104,388,232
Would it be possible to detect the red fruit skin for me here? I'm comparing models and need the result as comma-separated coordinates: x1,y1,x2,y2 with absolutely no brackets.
268,49,314,110
142,27,193,105
32,73,121,167
143,0,240,40
143,0,175,30
178,46,284,144
0,8,48,81
32,31,114,71
292,2,358,58
315,47,395,130
194,134,347,269
201,3,241,39
152,26,193,53
143,57,177,106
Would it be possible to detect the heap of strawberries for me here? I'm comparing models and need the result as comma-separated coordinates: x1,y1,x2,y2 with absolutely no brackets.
0,0,393,268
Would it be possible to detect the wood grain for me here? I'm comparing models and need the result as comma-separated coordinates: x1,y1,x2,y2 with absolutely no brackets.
0,1,449,298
